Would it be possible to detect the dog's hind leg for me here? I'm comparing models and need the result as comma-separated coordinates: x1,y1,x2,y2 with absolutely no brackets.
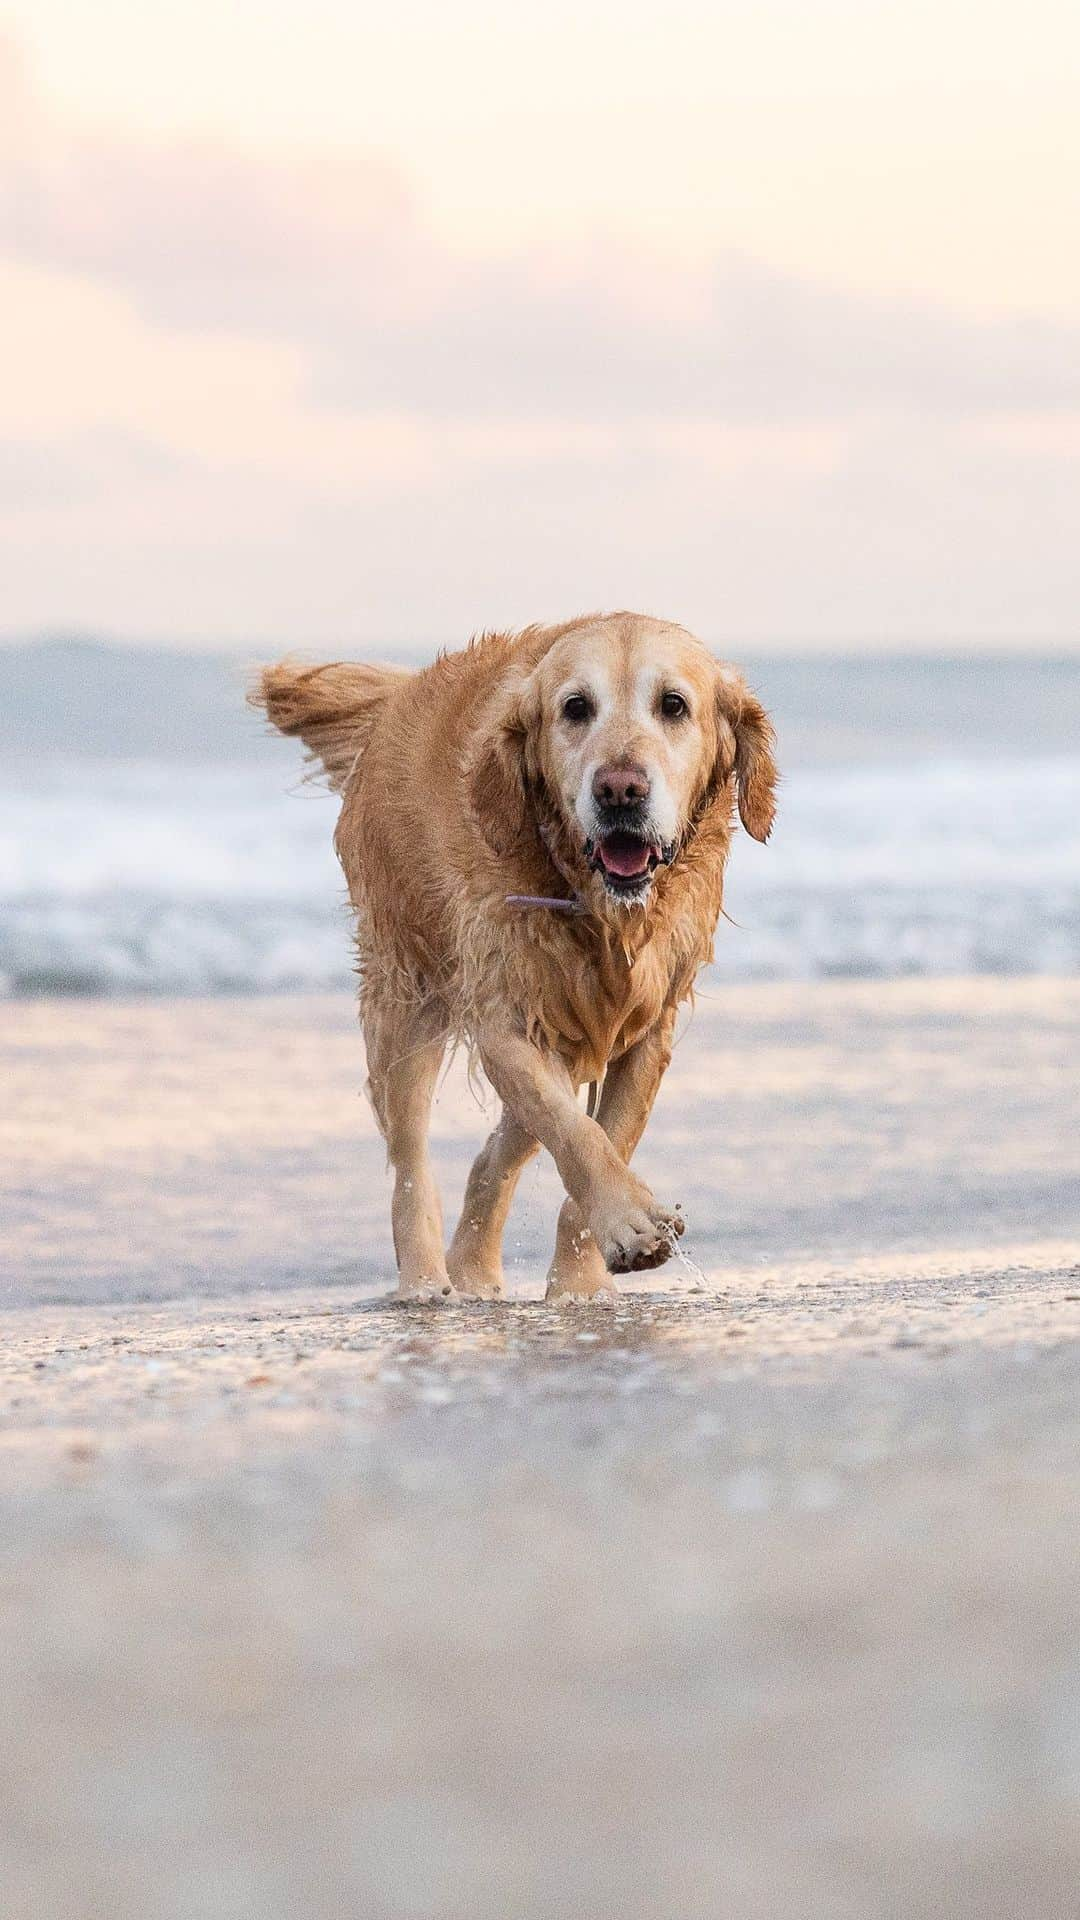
364,993,452,1302
446,1108,539,1298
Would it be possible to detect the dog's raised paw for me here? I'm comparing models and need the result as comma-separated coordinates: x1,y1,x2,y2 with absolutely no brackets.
597,1200,683,1273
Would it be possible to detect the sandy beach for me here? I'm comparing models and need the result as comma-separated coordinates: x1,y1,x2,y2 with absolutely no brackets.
3,980,1080,1917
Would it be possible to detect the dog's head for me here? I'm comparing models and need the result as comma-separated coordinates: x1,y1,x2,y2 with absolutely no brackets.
469,613,777,905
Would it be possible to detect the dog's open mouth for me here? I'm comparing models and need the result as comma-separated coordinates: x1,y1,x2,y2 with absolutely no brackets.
590,829,662,892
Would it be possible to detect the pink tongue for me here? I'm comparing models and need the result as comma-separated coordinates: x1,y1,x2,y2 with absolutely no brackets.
601,836,652,878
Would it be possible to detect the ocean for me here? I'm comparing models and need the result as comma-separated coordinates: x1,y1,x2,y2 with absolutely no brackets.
1,645,1077,995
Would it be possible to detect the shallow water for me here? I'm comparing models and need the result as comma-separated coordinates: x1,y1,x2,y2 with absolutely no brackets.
3,977,1078,1307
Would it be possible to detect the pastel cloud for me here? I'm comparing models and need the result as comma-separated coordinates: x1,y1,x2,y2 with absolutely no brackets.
1,30,1078,645
3,49,1078,430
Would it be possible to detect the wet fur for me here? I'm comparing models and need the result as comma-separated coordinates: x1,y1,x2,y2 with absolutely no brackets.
252,614,776,1300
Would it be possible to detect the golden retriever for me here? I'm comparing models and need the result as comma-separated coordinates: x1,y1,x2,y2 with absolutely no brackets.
253,612,776,1302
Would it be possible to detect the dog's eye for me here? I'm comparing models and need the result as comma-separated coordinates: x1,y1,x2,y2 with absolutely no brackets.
562,693,593,723
660,690,689,720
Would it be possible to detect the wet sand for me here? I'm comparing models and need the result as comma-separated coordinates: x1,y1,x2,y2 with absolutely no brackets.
5,978,1080,1304
3,982,1080,1917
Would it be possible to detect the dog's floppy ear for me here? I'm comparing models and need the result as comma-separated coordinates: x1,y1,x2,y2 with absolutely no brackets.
714,672,778,843
467,672,541,858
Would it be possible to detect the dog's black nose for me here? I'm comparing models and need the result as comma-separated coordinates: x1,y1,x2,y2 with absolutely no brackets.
592,762,650,809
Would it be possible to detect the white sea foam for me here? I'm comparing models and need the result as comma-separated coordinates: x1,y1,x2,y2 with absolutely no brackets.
0,756,1076,993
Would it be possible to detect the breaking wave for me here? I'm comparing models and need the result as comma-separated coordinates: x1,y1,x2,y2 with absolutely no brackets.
1,757,1077,994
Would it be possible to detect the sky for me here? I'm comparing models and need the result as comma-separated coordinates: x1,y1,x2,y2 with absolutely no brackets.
1,0,1078,650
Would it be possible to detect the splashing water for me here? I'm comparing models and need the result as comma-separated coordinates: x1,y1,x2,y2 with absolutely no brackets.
664,1220,710,1291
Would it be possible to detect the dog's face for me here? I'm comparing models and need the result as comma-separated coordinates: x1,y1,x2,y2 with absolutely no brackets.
473,614,777,904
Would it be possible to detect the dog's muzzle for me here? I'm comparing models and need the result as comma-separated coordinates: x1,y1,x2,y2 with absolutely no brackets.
585,809,677,895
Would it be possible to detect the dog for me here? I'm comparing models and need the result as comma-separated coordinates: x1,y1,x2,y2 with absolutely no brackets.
253,612,776,1302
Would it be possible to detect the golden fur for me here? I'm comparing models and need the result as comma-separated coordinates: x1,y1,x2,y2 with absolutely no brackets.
253,612,776,1302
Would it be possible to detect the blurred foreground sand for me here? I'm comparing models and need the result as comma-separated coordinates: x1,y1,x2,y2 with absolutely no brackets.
2,983,1079,1918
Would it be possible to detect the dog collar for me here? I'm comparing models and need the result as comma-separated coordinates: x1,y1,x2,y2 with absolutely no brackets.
505,893,587,914
504,820,590,914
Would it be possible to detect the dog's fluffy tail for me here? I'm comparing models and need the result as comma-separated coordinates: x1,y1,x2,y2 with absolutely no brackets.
249,659,410,792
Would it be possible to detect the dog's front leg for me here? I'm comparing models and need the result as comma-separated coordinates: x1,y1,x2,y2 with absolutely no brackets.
547,1007,678,1302
477,1024,682,1285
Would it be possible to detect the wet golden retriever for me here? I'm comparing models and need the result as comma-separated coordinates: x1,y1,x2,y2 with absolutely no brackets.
253,612,776,1302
